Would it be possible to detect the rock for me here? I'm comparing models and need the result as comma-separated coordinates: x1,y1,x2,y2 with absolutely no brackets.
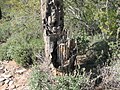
9,80,14,86
24,86,29,90
0,82,5,86
15,84,20,88
0,69,5,74
4,68,8,72
0,60,30,90
0,65,4,70
5,79,10,84
16,68,26,74
9,84,16,90
8,77,13,80
86,40,111,65
13,89,17,90
1,73,13,80
4,60,9,63
0,77,5,82
0,84,8,90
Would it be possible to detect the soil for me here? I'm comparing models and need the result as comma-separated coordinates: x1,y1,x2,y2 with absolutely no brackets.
0,60,31,90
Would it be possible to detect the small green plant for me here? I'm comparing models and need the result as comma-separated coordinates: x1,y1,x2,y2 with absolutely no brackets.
0,28,44,67
11,45,33,67
55,75,89,90
0,43,11,61
0,0,43,68
0,21,11,43
29,59,120,90
29,66,52,90
29,65,92,90
77,35,90,54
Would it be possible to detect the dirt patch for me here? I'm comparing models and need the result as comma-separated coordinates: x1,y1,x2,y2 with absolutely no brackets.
0,60,31,90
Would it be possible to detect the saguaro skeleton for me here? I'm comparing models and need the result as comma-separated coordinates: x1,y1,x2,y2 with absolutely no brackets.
40,0,77,73
0,8,2,19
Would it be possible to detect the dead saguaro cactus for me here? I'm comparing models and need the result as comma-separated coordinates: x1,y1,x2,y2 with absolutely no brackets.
40,0,77,74
40,0,64,68
0,8,2,19
58,39,77,73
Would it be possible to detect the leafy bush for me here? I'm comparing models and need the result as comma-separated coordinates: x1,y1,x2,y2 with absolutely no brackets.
0,43,11,61
29,62,120,90
0,21,11,43
88,42,110,65
10,45,33,67
0,0,44,67
55,75,90,90
29,66,52,90
8,30,43,67
76,35,90,54
99,62,120,89
0,28,44,67
29,65,94,90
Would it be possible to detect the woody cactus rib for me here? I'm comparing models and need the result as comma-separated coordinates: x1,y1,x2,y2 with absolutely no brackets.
40,0,64,68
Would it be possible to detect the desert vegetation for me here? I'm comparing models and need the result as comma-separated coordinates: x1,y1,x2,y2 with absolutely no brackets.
0,0,119,90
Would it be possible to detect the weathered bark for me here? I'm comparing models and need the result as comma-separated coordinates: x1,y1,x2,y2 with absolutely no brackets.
40,0,77,74
41,0,64,68
0,8,2,19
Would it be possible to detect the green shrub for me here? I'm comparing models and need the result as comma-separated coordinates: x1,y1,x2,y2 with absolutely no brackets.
0,21,11,43
0,43,11,61
0,28,44,67
55,75,90,90
77,35,90,54
9,32,43,67
0,0,43,68
10,44,33,67
29,65,92,90
29,66,52,90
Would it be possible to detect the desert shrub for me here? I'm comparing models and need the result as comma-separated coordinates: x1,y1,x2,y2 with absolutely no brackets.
0,28,44,67
76,34,112,69
108,39,120,63
0,0,44,66
0,31,44,67
55,74,91,90
29,60,120,90
76,35,90,54
87,41,111,66
10,44,33,67
0,39,34,67
0,43,11,61
29,65,94,90
29,66,53,90
0,0,43,67
91,60,120,90
0,21,11,43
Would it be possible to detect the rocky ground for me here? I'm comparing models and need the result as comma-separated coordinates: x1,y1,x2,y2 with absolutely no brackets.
0,60,31,90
